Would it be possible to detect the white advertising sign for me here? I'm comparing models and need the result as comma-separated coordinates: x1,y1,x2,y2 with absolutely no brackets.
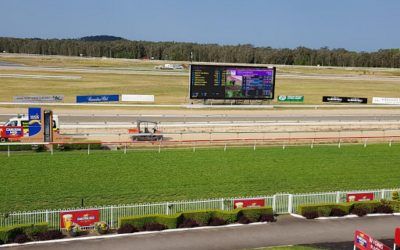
372,97,400,105
121,95,155,102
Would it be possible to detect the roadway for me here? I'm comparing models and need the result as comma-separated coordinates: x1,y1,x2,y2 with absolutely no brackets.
6,215,400,250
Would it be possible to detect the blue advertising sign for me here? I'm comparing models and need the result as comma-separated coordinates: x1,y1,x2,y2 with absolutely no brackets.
28,107,42,136
76,95,119,103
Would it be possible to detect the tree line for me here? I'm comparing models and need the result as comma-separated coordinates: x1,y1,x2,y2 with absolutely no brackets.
0,37,399,68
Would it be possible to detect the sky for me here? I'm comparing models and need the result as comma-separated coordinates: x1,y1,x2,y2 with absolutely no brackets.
1,0,399,52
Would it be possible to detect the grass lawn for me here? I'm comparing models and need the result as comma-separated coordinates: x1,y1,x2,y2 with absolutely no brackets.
0,144,399,212
1,54,400,105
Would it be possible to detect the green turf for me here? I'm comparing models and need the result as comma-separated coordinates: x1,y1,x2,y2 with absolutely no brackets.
0,144,399,212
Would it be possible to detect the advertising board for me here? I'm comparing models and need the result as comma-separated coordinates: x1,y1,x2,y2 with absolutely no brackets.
60,209,100,228
190,64,276,100
395,228,400,246
233,198,265,209
278,95,304,102
13,95,64,103
372,97,400,105
28,107,41,136
121,94,155,102
354,230,391,250
346,193,374,202
76,95,119,103
0,126,23,139
323,96,368,104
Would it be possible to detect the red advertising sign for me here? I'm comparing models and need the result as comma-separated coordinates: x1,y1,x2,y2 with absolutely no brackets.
60,209,100,228
346,192,374,202
354,230,391,250
395,228,400,245
0,126,24,139
233,198,265,209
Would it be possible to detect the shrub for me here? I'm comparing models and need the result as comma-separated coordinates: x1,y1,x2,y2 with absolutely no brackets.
33,230,64,241
388,200,400,212
25,223,48,239
351,207,368,217
0,223,46,243
393,191,399,201
179,211,213,226
237,216,251,224
14,234,30,244
303,210,319,219
119,214,179,230
317,207,331,217
94,222,109,235
259,214,276,222
178,219,199,228
211,210,238,224
352,201,380,214
208,217,226,226
58,143,103,151
143,222,166,231
117,224,138,234
330,208,347,217
237,207,273,222
374,204,393,214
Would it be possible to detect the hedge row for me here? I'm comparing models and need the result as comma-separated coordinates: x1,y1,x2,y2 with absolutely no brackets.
0,223,48,244
118,207,274,232
298,200,397,219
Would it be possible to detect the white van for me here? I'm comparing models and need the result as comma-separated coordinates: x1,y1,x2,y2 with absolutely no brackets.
4,114,60,136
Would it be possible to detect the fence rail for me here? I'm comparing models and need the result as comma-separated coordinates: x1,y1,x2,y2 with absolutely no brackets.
1,188,398,229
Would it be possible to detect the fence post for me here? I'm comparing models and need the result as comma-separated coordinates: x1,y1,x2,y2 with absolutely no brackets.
253,141,256,151
87,144,90,155
110,206,114,228
158,141,161,153
124,143,127,154
166,202,169,215
45,210,49,223
364,139,367,148
288,194,293,214
221,198,224,210
51,145,54,155
336,191,341,203
381,189,385,199
224,143,227,152
272,195,276,213
7,145,10,157
389,138,392,147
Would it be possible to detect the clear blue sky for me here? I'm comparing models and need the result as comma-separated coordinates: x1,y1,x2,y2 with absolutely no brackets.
1,0,399,51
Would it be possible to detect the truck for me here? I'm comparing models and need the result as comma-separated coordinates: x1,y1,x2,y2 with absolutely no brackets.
0,114,59,142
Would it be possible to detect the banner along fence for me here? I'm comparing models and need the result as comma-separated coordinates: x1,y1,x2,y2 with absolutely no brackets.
0,188,397,230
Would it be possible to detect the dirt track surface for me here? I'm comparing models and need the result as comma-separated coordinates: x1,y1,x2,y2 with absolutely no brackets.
7,215,400,250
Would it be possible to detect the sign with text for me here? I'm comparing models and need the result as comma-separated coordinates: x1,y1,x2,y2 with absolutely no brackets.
354,230,391,250
0,126,23,139
233,198,265,209
121,94,155,102
395,228,400,246
28,107,41,136
372,97,400,105
346,193,374,202
14,95,64,103
76,95,119,103
60,209,100,228
323,96,368,104
278,95,304,102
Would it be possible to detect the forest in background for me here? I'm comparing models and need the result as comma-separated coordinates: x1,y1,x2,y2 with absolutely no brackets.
0,36,399,68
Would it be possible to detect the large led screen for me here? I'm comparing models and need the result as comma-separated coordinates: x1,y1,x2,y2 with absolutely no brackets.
190,64,276,100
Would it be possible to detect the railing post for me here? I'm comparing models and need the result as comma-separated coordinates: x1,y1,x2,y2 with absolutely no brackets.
7,145,10,157
336,191,341,203
45,210,49,223
221,198,224,210
124,143,127,154
288,194,293,214
110,206,114,228
381,189,385,199
87,144,90,155
166,202,169,215
272,195,276,213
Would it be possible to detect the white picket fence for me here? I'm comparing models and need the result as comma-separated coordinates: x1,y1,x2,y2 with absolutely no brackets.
0,188,397,229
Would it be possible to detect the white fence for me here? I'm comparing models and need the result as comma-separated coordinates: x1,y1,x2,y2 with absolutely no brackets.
0,188,397,229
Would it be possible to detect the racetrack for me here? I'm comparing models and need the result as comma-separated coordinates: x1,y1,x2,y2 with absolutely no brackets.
7,215,399,250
